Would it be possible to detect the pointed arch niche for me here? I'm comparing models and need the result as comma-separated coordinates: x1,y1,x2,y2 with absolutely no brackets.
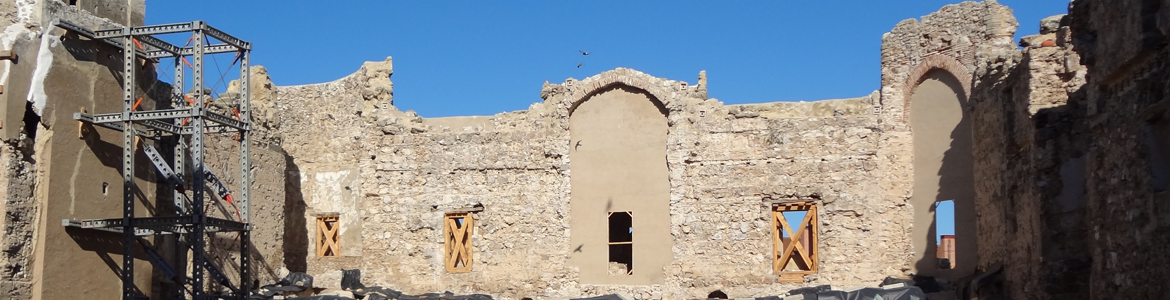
909,68,977,278
566,84,671,285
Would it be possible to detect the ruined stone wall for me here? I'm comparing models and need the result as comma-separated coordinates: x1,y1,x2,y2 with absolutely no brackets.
269,57,396,282
1068,0,1170,298
878,0,1019,280
0,1,163,299
969,16,1091,299
967,0,1170,298
265,58,920,299
201,134,291,294
0,141,37,299
0,2,41,297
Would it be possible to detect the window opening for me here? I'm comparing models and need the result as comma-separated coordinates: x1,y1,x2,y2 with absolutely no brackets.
772,202,817,281
1143,117,1170,193
444,212,474,273
608,211,633,276
935,200,957,269
316,214,340,257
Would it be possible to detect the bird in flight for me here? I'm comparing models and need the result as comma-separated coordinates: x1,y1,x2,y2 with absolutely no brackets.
579,50,590,55
577,63,583,68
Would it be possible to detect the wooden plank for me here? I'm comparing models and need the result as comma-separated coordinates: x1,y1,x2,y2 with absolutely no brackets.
778,273,804,283
444,217,456,271
460,214,470,270
448,206,484,213
325,220,340,256
777,214,804,271
772,211,782,273
809,205,819,272
791,208,815,269
316,217,327,257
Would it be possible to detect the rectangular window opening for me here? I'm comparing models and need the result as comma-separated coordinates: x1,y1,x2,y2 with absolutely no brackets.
315,214,340,257
1143,117,1170,193
608,211,633,276
444,212,474,273
772,202,817,280
935,200,957,270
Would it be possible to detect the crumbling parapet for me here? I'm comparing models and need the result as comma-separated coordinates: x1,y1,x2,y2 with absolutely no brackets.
879,0,1018,126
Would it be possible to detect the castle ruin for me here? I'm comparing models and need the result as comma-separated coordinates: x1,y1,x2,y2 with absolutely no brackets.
1,0,1168,299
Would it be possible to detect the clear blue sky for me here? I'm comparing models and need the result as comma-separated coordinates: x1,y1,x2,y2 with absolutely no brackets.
148,1,1071,118
936,200,955,244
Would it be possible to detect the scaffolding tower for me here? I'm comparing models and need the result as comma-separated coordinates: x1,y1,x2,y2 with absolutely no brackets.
54,18,256,300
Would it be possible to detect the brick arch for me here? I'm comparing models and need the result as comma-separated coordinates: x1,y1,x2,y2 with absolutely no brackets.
568,83,669,117
564,72,677,116
902,54,972,122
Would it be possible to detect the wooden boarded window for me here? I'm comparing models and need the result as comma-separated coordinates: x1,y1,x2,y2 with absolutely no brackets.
316,214,340,257
772,202,818,281
444,212,474,273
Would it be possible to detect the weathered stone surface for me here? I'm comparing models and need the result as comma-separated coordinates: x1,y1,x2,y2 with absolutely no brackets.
1039,14,1067,34
4,1,1170,300
267,59,909,298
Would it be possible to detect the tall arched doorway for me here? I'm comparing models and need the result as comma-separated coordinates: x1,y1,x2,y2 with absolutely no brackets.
567,85,671,285
909,70,976,278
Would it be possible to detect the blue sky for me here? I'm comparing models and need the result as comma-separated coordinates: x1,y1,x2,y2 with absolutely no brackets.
936,200,955,243
148,1,1072,118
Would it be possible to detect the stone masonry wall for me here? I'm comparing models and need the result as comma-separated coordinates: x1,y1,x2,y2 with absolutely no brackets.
878,0,1019,280
1069,0,1170,298
269,57,396,282
969,14,1091,299
269,59,919,299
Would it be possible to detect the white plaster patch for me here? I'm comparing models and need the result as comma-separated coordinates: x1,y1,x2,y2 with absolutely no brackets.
1,23,37,86
16,0,36,24
27,34,60,116
311,169,363,256
312,170,354,212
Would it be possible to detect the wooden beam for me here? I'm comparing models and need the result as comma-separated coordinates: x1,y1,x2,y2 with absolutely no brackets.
448,206,484,213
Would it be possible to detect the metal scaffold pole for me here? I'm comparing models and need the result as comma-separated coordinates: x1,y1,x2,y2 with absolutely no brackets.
190,24,207,297
238,48,253,299
120,27,138,300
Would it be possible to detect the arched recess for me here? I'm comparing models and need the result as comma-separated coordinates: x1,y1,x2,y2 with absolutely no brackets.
909,69,977,279
566,84,671,285
903,54,972,122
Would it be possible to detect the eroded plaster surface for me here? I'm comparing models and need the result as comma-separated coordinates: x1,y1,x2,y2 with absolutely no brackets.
567,86,671,285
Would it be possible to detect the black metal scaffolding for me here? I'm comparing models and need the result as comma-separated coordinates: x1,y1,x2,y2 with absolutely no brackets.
54,18,255,300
